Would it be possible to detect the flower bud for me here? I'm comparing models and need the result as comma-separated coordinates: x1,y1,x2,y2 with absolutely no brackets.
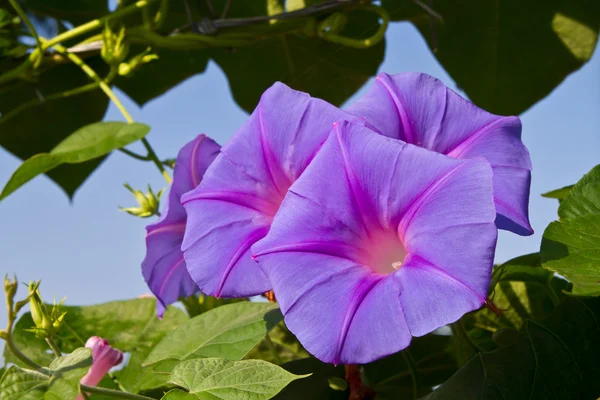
101,24,129,66
27,281,45,328
4,274,17,303
76,337,123,400
118,47,158,77
120,183,164,218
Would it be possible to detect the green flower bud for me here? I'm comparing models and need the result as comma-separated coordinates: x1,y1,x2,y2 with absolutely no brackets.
101,24,129,66
27,281,45,329
120,183,164,218
118,47,158,77
4,274,17,301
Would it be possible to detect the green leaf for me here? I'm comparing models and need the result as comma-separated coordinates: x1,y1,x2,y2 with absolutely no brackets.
455,253,569,362
558,164,600,220
541,164,600,296
161,389,198,400
426,297,600,400
22,0,108,26
144,302,282,370
180,294,248,318
46,348,93,400
245,321,310,365
169,358,309,400
0,348,92,400
386,0,600,115
6,298,188,394
0,56,110,198
212,7,384,113
116,47,209,107
362,334,457,399
274,358,346,400
0,122,150,200
541,185,573,201
541,217,600,296
0,366,46,399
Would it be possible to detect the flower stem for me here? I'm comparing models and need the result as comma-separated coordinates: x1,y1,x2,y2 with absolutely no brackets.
46,337,62,357
6,335,44,370
80,385,156,400
402,351,419,400
47,40,171,183
452,318,483,353
8,0,43,66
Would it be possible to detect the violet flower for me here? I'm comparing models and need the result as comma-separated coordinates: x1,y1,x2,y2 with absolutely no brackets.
181,83,360,297
252,122,498,364
347,72,533,235
142,134,220,315
76,336,123,399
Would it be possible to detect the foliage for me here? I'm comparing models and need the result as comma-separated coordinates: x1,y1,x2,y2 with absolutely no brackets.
0,1,599,400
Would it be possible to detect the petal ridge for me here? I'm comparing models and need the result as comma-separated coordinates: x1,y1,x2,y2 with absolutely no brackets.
334,275,383,364
377,74,415,143
398,161,466,239
214,227,270,297
446,117,515,159
158,256,185,297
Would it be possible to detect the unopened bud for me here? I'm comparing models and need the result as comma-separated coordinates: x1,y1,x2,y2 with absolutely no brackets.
120,183,164,218
118,47,158,77
4,274,17,301
101,24,129,66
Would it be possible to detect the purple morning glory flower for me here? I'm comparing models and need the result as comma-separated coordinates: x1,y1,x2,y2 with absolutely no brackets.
142,134,220,315
347,72,533,236
252,121,498,364
181,83,360,298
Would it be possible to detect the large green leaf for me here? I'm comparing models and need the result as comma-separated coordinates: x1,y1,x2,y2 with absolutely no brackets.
0,57,110,198
162,389,198,400
144,302,282,370
22,0,108,26
426,297,600,400
212,7,385,113
6,298,188,394
0,366,47,399
46,348,93,400
384,0,600,115
245,321,310,365
273,358,346,400
116,47,209,107
169,358,308,400
0,122,150,200
0,348,92,400
541,164,600,296
557,164,600,220
362,334,457,399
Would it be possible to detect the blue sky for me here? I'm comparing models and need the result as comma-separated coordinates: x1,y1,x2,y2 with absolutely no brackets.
1,21,598,326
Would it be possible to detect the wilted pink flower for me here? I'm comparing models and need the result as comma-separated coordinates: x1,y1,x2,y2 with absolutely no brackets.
76,336,123,399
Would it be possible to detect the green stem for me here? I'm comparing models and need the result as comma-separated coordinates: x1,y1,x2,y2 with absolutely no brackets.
318,4,389,49
80,385,155,400
44,0,158,49
48,40,171,183
264,335,282,365
46,337,62,357
6,335,44,370
0,0,157,85
118,147,152,161
8,0,44,66
453,319,483,353
402,351,419,400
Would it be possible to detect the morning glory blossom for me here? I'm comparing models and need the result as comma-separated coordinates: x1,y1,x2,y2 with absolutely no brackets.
142,134,220,315
252,122,498,364
181,83,360,298
347,72,533,235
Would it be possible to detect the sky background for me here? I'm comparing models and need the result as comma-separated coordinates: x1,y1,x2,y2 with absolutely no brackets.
0,21,598,332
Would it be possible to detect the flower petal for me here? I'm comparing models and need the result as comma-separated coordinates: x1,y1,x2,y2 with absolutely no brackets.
142,135,220,314
182,82,357,297
347,72,532,235
255,121,496,363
